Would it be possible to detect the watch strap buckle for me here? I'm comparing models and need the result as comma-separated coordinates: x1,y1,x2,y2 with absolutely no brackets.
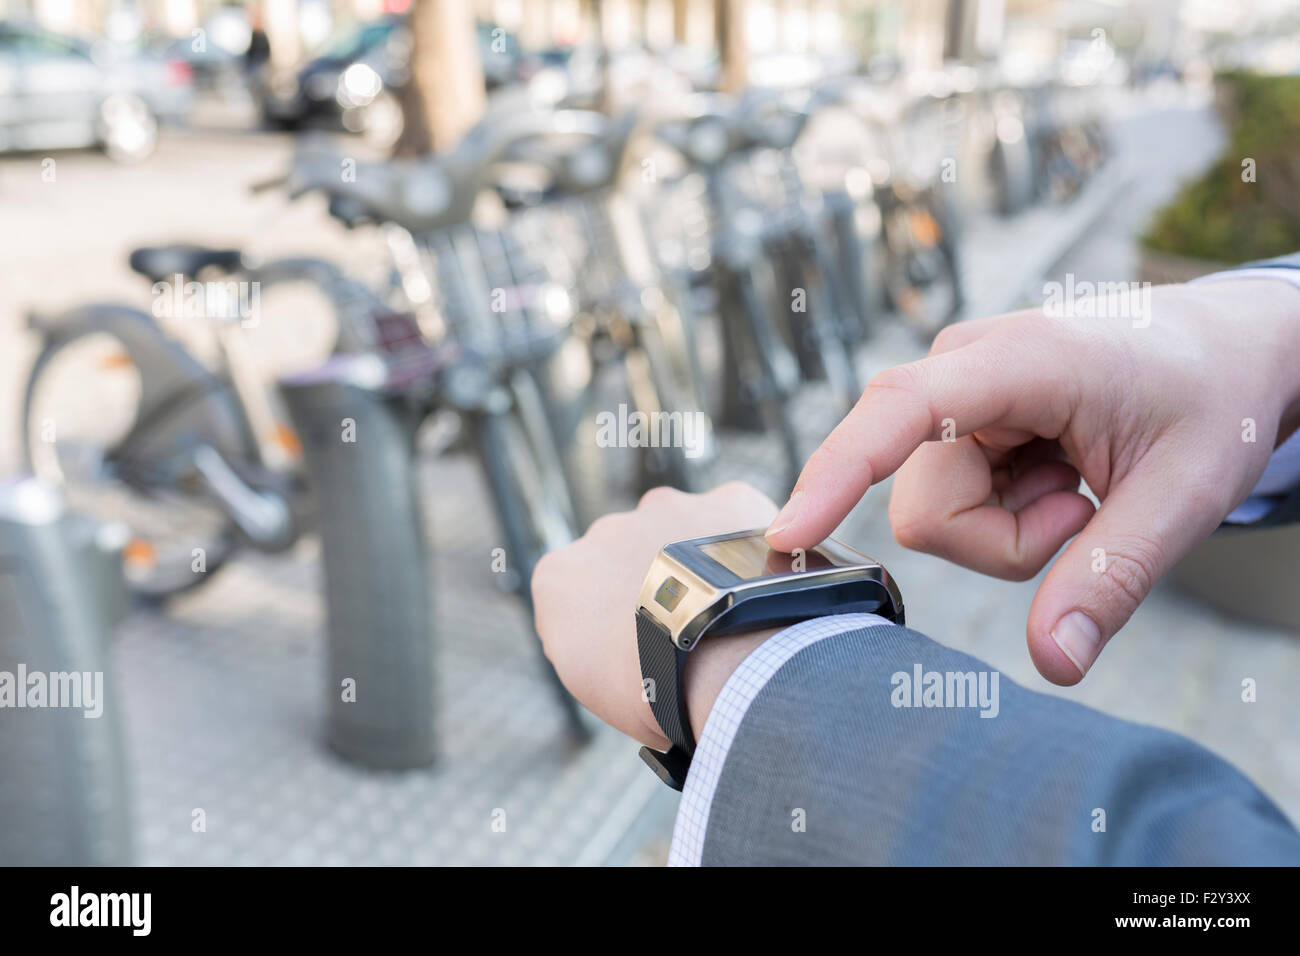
638,744,693,792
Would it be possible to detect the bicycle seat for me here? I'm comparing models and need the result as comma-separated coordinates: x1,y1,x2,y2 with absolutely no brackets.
733,88,815,151
501,109,637,198
129,245,243,282
326,195,372,230
652,93,743,168
652,92,811,169
283,146,473,234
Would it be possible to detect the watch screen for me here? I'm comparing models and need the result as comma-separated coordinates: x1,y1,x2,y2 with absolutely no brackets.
699,533,838,580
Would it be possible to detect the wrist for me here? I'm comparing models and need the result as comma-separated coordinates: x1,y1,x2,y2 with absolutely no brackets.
681,626,785,742
1261,284,1300,443
1202,277,1300,443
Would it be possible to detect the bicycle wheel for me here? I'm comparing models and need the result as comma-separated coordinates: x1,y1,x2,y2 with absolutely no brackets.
989,134,1036,216
825,189,885,343
472,393,588,739
882,196,963,342
766,234,823,382
624,315,715,495
728,261,804,490
473,381,579,591
23,326,245,600
524,335,609,531
795,232,863,416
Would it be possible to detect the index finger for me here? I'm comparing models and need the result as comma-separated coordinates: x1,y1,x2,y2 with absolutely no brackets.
765,327,1068,551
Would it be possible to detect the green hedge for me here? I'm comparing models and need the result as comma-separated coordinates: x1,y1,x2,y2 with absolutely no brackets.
1142,72,1300,263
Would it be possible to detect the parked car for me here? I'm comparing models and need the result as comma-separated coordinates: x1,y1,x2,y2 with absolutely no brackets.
259,16,525,149
0,19,192,161
149,31,243,94
259,14,408,148
476,21,525,90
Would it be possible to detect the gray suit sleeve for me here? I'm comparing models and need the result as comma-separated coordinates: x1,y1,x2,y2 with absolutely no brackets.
1233,252,1300,272
1246,489,1300,529
700,623,1300,865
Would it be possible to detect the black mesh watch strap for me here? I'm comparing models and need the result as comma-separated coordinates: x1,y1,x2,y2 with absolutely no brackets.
635,607,694,791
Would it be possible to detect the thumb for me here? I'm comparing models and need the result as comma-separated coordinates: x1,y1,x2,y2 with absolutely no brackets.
1025,467,1225,685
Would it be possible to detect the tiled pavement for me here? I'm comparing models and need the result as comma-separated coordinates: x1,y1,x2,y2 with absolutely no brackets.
119,449,668,866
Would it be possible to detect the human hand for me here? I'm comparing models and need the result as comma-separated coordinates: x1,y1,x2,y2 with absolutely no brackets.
766,279,1300,684
531,483,780,748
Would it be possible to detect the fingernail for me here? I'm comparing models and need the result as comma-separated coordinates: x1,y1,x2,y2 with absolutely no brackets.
767,490,803,537
1051,611,1102,677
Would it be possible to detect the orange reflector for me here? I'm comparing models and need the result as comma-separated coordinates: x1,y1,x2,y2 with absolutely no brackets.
99,351,133,370
897,287,922,318
271,423,303,459
910,210,942,247
123,537,157,567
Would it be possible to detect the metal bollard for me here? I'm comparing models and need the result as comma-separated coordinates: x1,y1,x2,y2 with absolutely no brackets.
280,356,437,769
0,478,132,865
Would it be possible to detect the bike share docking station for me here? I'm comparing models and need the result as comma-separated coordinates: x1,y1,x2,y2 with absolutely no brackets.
0,478,132,864
280,322,442,770
282,309,589,770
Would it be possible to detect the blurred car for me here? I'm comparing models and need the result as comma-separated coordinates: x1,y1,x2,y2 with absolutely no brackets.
477,22,525,90
260,16,525,150
0,19,192,161
149,32,242,93
260,14,410,148
516,43,575,83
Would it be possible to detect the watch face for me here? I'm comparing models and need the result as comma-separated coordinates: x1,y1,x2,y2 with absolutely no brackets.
698,533,839,579
642,529,904,648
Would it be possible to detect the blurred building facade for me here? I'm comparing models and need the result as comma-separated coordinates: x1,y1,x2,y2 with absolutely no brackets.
1,0,1297,75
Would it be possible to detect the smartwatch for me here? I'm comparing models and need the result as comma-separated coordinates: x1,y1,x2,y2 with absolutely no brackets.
635,529,904,790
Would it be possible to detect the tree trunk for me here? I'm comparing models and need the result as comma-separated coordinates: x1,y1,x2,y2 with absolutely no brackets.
579,0,615,114
714,0,746,93
673,0,691,45
521,0,554,49
392,0,487,157
263,0,301,67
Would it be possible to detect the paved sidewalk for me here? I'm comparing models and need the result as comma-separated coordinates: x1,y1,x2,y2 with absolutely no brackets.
118,450,671,865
